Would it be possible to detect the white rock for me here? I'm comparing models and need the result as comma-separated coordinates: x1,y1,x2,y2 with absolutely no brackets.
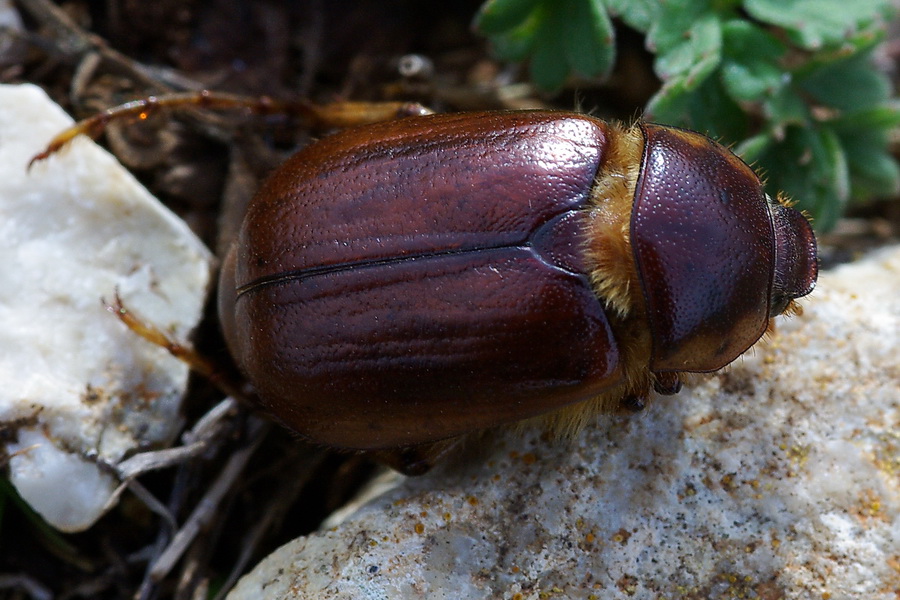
229,246,900,600
0,83,212,531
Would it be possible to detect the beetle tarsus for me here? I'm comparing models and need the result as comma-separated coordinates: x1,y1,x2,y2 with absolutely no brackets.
371,439,459,476
622,395,648,412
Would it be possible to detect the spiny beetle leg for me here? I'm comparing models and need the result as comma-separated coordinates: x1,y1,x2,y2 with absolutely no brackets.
29,90,432,167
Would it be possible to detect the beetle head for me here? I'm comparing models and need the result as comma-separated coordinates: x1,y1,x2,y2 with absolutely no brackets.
768,196,817,316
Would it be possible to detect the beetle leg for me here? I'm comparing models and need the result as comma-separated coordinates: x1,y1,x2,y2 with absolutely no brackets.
28,90,432,167
371,439,460,476
105,291,245,401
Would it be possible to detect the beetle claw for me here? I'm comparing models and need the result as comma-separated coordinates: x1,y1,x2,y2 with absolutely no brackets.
622,394,648,412
653,372,682,395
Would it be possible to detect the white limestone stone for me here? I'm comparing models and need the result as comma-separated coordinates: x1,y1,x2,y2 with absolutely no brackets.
0,83,213,531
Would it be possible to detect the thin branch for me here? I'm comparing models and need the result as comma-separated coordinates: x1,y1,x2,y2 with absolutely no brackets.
148,418,271,582
0,573,53,600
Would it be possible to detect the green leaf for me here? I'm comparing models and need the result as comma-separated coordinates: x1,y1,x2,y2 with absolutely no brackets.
789,27,886,82
646,79,691,123
684,77,748,141
744,0,893,49
721,62,785,102
843,141,900,200
562,0,615,78
529,4,570,90
721,20,786,62
814,125,851,211
830,100,900,131
646,75,748,141
648,0,711,54
654,13,722,84
833,105,900,199
744,102,899,225
647,13,722,122
475,0,543,34
489,17,540,62
720,20,788,101
799,49,891,112
763,88,810,127
647,74,748,140
603,0,658,31
476,0,619,91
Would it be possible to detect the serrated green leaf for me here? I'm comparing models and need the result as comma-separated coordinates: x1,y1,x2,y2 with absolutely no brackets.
789,28,886,82
744,0,893,49
658,49,721,96
475,0,543,34
755,138,813,212
477,0,619,90
562,0,616,78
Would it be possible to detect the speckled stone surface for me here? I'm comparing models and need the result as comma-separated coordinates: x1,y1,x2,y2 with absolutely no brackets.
0,84,212,531
229,245,900,600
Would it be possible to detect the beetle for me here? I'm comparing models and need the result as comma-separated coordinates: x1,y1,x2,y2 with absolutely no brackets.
216,110,818,473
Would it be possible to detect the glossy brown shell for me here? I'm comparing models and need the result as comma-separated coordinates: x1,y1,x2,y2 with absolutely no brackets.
220,112,623,450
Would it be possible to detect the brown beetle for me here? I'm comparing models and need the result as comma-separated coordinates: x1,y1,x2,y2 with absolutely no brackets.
217,110,817,472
